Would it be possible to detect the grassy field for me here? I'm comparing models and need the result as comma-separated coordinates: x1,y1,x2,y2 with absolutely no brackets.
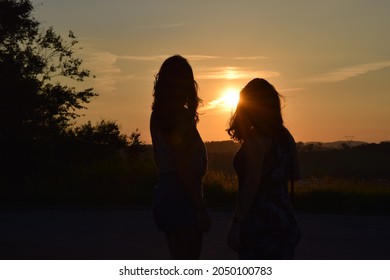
1,141,389,214
204,141,390,213
202,172,390,214
293,177,390,214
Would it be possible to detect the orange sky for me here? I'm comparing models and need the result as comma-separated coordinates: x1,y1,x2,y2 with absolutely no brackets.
32,0,390,144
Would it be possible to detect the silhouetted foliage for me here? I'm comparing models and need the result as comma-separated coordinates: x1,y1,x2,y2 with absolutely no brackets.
0,0,97,143
298,142,390,180
128,129,144,150
70,120,128,148
0,1,150,207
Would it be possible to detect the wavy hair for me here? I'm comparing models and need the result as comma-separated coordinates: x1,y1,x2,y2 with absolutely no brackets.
152,55,201,124
227,78,285,142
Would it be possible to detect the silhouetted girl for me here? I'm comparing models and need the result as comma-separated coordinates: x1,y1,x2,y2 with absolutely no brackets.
150,55,210,259
227,78,300,259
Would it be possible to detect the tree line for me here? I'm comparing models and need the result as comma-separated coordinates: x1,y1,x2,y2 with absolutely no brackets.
0,0,137,147
1,0,146,202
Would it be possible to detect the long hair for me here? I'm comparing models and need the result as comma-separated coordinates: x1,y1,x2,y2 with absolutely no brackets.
227,78,285,142
152,55,201,125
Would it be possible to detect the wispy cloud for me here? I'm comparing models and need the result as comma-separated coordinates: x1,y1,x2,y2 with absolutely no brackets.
81,48,145,92
232,56,268,60
81,51,224,91
119,55,167,61
117,54,267,62
118,54,221,61
200,102,235,115
311,60,390,82
83,50,121,93
279,87,306,94
80,48,277,93
197,66,280,80
183,55,221,60
134,22,185,30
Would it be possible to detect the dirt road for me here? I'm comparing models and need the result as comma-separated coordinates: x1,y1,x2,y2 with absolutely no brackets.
1,208,389,259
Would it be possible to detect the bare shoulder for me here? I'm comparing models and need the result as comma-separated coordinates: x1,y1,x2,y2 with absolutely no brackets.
285,129,297,145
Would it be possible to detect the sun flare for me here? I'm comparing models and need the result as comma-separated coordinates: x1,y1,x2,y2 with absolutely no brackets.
221,88,240,109
206,87,240,113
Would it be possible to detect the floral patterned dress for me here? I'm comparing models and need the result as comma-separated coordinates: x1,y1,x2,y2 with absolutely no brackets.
233,132,301,259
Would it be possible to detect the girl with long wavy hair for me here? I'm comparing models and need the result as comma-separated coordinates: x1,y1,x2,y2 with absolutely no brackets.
150,55,210,259
227,78,301,259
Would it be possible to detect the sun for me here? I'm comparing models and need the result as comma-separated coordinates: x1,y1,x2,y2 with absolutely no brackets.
221,88,240,109
206,87,240,112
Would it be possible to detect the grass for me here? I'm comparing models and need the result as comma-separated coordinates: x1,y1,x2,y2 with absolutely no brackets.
203,171,237,208
202,172,390,214
1,150,157,207
2,143,390,215
293,177,390,214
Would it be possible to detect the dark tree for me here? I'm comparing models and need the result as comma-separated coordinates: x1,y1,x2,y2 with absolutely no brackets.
0,1,149,206
70,120,129,148
0,0,98,144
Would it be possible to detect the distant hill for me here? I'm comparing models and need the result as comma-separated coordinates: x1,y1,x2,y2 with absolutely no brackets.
204,140,370,154
148,139,385,153
300,141,368,150
147,140,390,179
205,141,239,154
203,140,390,179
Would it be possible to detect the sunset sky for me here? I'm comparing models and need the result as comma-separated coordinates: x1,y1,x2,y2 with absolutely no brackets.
31,0,390,144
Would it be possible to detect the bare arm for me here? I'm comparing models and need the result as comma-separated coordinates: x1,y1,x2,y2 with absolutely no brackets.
173,140,206,211
168,121,210,232
227,135,269,251
233,135,269,222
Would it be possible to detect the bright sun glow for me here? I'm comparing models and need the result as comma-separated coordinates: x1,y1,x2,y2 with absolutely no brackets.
220,88,240,110
206,87,240,112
